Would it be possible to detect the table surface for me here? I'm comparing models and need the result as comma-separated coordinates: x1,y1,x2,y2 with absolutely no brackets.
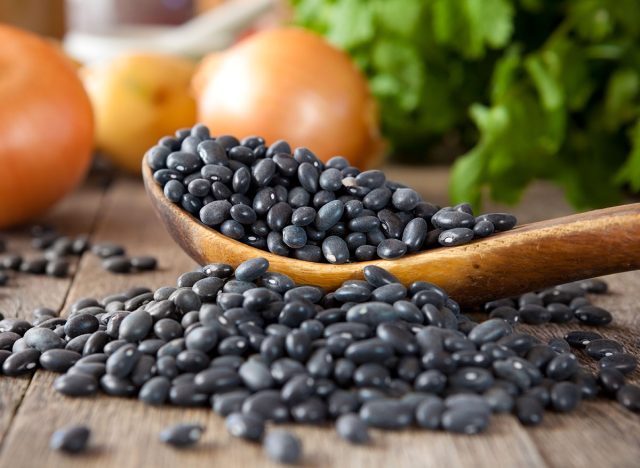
0,166,638,468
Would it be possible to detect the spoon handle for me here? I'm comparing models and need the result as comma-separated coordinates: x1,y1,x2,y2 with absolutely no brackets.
399,203,640,307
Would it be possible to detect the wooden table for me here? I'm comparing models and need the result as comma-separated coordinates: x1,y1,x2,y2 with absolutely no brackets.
0,167,638,468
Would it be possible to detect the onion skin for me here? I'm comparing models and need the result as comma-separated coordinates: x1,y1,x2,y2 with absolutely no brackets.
0,25,94,229
193,28,384,168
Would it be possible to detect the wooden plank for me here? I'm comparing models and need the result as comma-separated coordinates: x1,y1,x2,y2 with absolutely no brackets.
2,170,638,467
0,177,547,468
0,180,107,445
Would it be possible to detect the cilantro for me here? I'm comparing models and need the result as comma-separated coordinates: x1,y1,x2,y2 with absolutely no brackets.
292,0,640,209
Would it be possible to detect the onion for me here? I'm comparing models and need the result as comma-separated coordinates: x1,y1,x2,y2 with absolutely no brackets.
193,28,383,168
0,26,94,228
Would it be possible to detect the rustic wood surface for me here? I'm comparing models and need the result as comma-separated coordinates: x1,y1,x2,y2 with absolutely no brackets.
0,167,638,468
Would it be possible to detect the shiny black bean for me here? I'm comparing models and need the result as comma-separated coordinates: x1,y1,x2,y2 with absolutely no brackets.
200,200,232,226
565,330,602,348
359,399,413,429
468,318,512,345
263,430,302,464
242,390,289,422
438,228,474,246
64,314,99,339
574,305,613,326
598,368,625,395
585,339,624,359
546,353,578,380
598,353,637,374
345,338,393,364
550,381,581,412
2,348,40,375
54,373,98,397
40,349,81,372
23,327,64,352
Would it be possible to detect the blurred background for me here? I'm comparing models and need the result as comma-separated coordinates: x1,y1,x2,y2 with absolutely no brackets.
1,0,640,228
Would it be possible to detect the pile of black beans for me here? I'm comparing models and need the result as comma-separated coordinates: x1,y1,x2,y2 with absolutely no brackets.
147,124,517,263
1,258,638,463
0,226,157,283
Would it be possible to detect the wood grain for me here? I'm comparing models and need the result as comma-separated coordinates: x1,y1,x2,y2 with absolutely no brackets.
1,168,639,468
143,163,640,306
0,181,107,445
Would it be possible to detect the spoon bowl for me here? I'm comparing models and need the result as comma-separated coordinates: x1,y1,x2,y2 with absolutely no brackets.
143,163,640,306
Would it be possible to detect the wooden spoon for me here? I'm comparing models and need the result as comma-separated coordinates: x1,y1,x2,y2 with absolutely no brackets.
143,164,640,307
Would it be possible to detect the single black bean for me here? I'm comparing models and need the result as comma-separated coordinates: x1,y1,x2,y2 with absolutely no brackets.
54,373,98,397
617,384,640,412
23,327,64,352
585,339,624,359
550,381,581,412
159,423,204,447
565,330,602,348
515,395,544,426
263,430,302,464
574,305,613,326
50,425,90,453
359,399,413,429
438,228,474,246
598,368,625,395
40,349,81,373
598,353,637,374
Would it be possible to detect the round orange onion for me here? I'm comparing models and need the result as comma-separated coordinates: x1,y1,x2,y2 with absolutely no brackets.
193,28,384,168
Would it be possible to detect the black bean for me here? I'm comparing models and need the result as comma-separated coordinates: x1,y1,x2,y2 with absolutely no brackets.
564,330,603,348
574,305,613,326
194,367,241,394
45,258,70,277
118,310,152,342
585,339,624,359
20,257,48,274
83,331,110,356
200,200,232,226
64,314,99,339
242,390,289,422
473,220,494,237
515,395,544,426
2,348,41,375
441,406,490,434
546,353,578,380
345,338,393,364
519,304,551,325
550,381,581,412
263,430,302,464
547,303,574,323
438,228,474,246
335,413,370,444
468,318,512,345
598,353,637,374
375,323,415,355
102,256,131,273
476,213,517,231
40,349,81,373
50,425,90,453
159,423,204,447
359,399,413,429
54,373,98,397
484,386,515,413
23,327,64,352
106,344,140,378
432,210,475,229
598,368,625,395
617,384,640,412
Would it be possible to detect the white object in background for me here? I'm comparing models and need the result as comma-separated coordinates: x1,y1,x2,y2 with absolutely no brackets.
64,0,274,63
